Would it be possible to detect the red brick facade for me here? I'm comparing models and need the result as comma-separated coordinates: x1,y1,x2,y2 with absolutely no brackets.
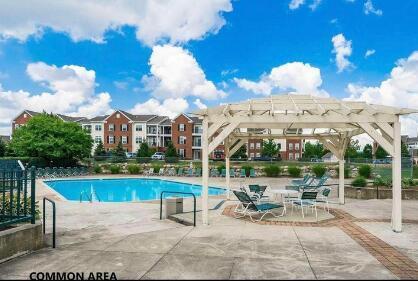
247,139,263,159
171,114,193,159
12,111,35,133
285,139,303,160
103,111,132,152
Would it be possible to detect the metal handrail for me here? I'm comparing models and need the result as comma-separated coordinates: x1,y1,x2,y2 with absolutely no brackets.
160,191,196,227
43,197,56,248
79,191,91,202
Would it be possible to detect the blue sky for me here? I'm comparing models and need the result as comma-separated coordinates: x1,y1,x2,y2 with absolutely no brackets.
0,0,418,135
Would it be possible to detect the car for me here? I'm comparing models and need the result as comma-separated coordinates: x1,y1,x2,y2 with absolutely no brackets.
125,152,136,158
253,156,281,161
151,152,165,160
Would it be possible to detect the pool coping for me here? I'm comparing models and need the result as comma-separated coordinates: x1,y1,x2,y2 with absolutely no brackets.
41,176,226,203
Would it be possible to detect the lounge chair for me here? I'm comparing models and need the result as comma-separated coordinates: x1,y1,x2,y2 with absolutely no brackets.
246,184,269,202
302,175,329,191
186,168,194,177
249,169,256,178
145,167,154,176
195,168,202,177
229,168,236,177
240,169,246,178
210,168,218,177
291,191,318,220
168,168,176,176
291,174,311,186
233,190,284,222
221,169,226,177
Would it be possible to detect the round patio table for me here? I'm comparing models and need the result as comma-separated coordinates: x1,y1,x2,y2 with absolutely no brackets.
270,189,299,215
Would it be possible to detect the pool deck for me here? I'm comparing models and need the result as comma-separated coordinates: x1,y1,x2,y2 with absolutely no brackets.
1,175,418,279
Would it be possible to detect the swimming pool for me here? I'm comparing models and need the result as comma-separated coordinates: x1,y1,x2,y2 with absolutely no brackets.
44,178,225,202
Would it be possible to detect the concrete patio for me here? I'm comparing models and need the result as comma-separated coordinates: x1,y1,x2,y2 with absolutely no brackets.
1,176,418,279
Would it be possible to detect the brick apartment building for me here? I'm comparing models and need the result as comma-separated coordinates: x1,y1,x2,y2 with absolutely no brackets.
11,109,304,160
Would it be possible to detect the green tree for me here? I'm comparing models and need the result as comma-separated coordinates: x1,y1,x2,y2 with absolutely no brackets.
165,141,178,157
262,139,279,158
9,113,92,166
0,138,5,157
302,141,326,160
93,139,106,157
232,144,247,159
113,141,126,157
401,142,410,157
345,139,361,159
375,146,389,159
137,142,151,157
363,144,373,159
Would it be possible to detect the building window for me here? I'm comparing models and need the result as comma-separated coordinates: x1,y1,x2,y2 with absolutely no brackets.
178,149,185,158
256,153,261,158
193,136,201,147
136,136,143,144
136,124,143,131
95,124,102,131
289,153,294,160
193,125,202,134
289,143,294,150
250,143,254,149
121,136,128,144
179,136,187,145
256,142,261,149
94,136,102,143
295,153,300,160
179,124,185,132
23,113,27,118
121,124,128,131
108,123,114,131
250,153,254,158
295,143,300,150
116,113,120,118
108,136,114,144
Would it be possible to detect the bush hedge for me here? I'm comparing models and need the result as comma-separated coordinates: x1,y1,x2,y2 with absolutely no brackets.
287,166,301,177
109,165,121,174
264,165,281,177
127,164,141,174
312,164,327,177
358,164,372,178
352,176,367,187
93,165,102,174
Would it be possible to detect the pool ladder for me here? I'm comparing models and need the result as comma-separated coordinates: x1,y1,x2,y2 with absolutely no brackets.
79,190,101,203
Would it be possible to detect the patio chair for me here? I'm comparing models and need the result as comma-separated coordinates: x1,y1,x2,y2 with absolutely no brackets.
240,169,246,178
229,168,236,177
168,167,176,176
316,187,331,213
186,168,194,177
249,168,256,178
302,175,329,191
195,168,202,177
247,184,269,202
177,167,184,176
210,168,218,177
158,168,165,176
233,190,285,222
145,167,154,176
291,191,318,220
221,169,226,177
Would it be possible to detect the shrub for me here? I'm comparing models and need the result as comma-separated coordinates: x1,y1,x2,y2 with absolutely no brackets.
109,165,121,174
127,164,141,174
217,164,226,174
402,177,415,188
352,176,367,187
152,164,162,173
337,166,351,178
241,165,253,177
288,166,301,177
373,176,390,187
93,165,102,174
312,164,326,177
263,165,281,177
358,164,372,178
165,157,179,163
0,194,40,220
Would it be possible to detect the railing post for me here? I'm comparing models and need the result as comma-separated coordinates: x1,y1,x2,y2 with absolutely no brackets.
30,166,36,224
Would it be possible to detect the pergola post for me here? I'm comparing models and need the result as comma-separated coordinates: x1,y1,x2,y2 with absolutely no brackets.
225,140,231,200
201,118,209,225
338,159,345,204
392,120,402,232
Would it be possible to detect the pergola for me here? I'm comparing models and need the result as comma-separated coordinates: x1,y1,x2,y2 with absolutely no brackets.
194,94,418,232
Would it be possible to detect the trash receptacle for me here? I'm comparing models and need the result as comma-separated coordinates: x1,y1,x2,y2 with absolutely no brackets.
164,197,183,218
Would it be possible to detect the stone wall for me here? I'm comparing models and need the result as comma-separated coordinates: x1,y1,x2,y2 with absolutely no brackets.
345,186,418,200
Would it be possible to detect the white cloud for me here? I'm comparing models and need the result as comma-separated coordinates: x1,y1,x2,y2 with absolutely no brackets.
234,62,328,97
143,44,226,100
345,51,418,137
130,98,188,119
364,0,383,16
193,99,207,110
364,49,376,58
289,0,321,10
289,0,305,10
332,33,353,73
0,62,112,135
221,69,238,76
0,0,233,46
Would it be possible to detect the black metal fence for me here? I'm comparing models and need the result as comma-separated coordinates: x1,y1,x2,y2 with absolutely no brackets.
0,160,36,228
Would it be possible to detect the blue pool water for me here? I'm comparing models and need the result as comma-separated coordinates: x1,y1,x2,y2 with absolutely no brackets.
45,178,225,202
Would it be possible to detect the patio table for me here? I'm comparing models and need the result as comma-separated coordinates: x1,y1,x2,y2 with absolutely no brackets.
270,189,299,215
